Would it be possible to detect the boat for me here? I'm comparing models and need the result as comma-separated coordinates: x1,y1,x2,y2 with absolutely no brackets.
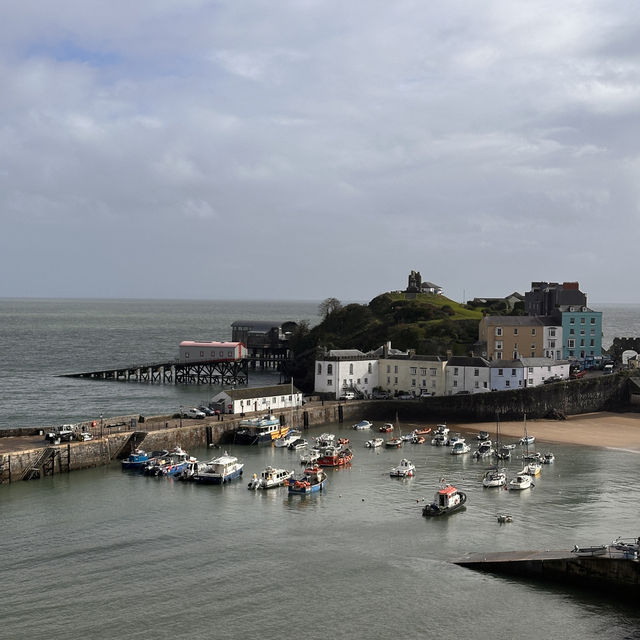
434,424,449,436
422,481,467,517
495,445,512,460
414,426,432,436
477,430,490,440
521,450,541,461
365,437,383,448
248,466,295,490
542,452,555,464
121,449,152,471
234,415,288,445
450,440,471,455
446,433,463,447
315,433,336,447
496,513,513,523
390,458,415,478
379,423,394,433
401,432,415,442
317,446,353,467
299,447,320,465
482,467,507,488
508,472,534,490
571,544,608,556
520,435,536,446
287,438,308,450
143,447,192,477
431,433,447,446
352,420,373,430
411,435,425,444
473,441,494,458
522,461,542,477
192,452,244,484
274,430,302,448
337,437,350,446
385,437,403,448
288,466,327,494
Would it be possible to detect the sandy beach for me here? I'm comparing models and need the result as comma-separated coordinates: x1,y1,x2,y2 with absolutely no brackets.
442,411,640,452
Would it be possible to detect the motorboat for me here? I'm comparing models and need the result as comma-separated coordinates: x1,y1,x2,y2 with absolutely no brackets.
413,426,432,436
352,420,373,430
390,458,415,478
431,433,447,446
520,435,536,446
287,438,308,450
143,447,192,477
317,446,353,467
274,430,301,448
411,435,425,444
248,466,295,490
446,433,463,447
523,461,542,477
482,467,507,488
435,424,449,436
542,452,555,464
365,437,383,448
299,448,320,465
121,449,152,471
473,441,494,458
422,482,467,517
495,445,511,460
379,423,394,433
496,513,513,523
477,430,490,440
521,450,541,461
192,452,244,484
315,433,336,447
508,473,534,490
450,440,471,455
337,437,350,446
401,432,415,442
385,437,403,448
234,415,288,445
288,466,327,494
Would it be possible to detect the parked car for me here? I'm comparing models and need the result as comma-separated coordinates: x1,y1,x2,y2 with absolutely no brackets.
198,406,215,416
339,392,355,400
181,407,206,419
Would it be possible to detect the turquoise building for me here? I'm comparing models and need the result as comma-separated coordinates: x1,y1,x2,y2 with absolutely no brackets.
557,305,603,366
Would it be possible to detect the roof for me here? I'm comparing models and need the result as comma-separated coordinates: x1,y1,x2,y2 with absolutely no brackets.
490,360,524,368
328,349,366,358
216,384,301,401
447,356,491,367
520,358,569,367
231,320,285,330
179,341,242,348
482,316,544,326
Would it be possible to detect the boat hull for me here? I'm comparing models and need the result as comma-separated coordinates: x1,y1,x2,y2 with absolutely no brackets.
288,478,326,494
422,491,467,517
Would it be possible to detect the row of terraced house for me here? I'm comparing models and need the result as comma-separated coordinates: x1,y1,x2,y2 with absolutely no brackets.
314,281,603,400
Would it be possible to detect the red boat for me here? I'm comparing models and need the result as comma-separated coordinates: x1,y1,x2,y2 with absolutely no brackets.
379,423,394,433
317,446,354,467
414,427,432,435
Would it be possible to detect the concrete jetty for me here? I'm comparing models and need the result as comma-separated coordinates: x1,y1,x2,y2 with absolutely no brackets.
454,543,640,594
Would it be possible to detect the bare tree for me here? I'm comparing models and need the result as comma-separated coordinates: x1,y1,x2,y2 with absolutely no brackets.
319,297,342,319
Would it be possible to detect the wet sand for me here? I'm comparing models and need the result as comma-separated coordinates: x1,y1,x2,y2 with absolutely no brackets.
443,412,640,452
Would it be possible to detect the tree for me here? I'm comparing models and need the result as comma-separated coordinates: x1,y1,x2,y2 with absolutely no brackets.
319,297,342,319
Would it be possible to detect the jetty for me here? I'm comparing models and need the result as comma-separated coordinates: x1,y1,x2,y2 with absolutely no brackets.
454,541,640,594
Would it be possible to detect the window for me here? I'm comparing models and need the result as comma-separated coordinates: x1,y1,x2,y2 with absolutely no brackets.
511,369,516,376
394,366,398,374
453,368,459,375
569,328,575,335
368,363,372,374
498,368,503,375
568,339,575,348
528,378,533,385
420,368,427,376
513,351,519,359
505,380,510,388
227,351,233,358
549,341,555,348
200,351,204,357
430,368,437,376
590,339,594,347
569,317,575,324
549,328,556,337
327,379,332,386
453,380,458,387
357,378,361,385
364,377,368,384
386,365,390,373
531,328,536,336
474,381,479,388
474,369,479,376
387,377,390,384
528,367,533,373
514,328,519,335
411,379,416,387
496,327,503,336
531,343,536,350
327,364,333,375
580,317,586,324
349,364,353,375
483,382,488,388
394,377,398,384
580,339,585,347
496,341,503,350
410,367,417,375
317,363,322,375
590,317,596,324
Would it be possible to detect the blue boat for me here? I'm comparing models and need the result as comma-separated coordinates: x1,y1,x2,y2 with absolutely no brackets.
192,452,244,484
121,449,150,471
288,466,327,495
143,447,192,477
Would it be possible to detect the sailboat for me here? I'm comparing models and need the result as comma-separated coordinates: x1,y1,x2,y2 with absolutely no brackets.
520,413,542,476
495,414,511,460
385,412,403,448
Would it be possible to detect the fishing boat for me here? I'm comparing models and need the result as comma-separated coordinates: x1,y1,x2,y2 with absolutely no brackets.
234,415,288,446
247,466,295,490
299,447,320,465
121,449,153,471
450,440,471,455
315,433,336,447
390,458,415,478
352,420,373,430
288,466,327,494
192,452,244,484
482,467,507,488
317,446,353,467
422,481,467,517
508,472,534,491
143,447,192,477
365,437,383,448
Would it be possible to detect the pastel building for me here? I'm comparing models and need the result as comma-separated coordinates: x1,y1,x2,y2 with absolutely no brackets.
489,360,526,391
557,306,603,365
378,355,448,397
478,316,546,360
445,356,491,395
314,349,379,399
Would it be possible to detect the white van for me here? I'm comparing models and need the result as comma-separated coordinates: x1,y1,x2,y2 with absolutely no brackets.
339,392,355,400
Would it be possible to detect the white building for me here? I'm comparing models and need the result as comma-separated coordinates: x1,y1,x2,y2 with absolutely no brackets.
520,358,570,387
490,360,526,391
378,356,447,397
211,384,302,415
314,349,379,399
541,321,563,360
445,356,491,395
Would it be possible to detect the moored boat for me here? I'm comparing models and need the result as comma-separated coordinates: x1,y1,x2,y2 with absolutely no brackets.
365,437,383,448
248,466,295,490
482,467,507,488
390,458,415,478
121,449,152,471
522,461,542,477
379,423,394,433
192,452,244,484
508,472,534,490
413,426,432,436
477,430,490,441
431,433,447,446
422,482,467,517
473,441,493,458
234,415,288,445
317,446,353,467
542,452,555,464
385,437,403,448
352,420,373,430
143,447,192,477
299,448,321,465
450,440,471,455
274,430,301,448
288,466,327,494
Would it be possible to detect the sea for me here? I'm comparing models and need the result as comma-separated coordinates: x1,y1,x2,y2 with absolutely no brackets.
2,299,640,640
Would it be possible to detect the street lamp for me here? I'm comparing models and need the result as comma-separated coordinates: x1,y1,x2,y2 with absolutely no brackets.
179,405,183,428
100,413,103,440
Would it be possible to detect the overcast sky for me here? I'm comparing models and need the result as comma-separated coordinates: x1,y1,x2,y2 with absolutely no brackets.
2,1,639,303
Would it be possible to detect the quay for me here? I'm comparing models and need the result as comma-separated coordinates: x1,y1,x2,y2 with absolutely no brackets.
454,544,640,595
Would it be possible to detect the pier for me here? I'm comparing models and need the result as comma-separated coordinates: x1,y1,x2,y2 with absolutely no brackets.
454,544,640,594
63,358,249,385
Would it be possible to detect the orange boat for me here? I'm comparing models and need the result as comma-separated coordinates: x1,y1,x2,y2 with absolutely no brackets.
317,446,354,467
414,427,432,435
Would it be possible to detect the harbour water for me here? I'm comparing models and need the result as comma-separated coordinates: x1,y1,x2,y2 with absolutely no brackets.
2,299,640,639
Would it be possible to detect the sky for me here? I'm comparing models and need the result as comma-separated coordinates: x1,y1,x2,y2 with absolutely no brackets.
2,1,640,303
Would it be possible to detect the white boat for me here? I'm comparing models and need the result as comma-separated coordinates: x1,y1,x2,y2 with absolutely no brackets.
435,424,449,436
477,430,490,441
274,430,302,448
390,458,415,478
287,438,308,450
508,473,534,490
473,441,494,458
522,462,542,477
520,435,536,446
192,452,244,484
431,433,447,446
450,440,471,455
365,437,383,448
352,420,373,430
315,433,336,447
422,482,467,517
446,433,463,447
299,448,320,465
482,467,507,488
247,466,295,490
542,452,555,464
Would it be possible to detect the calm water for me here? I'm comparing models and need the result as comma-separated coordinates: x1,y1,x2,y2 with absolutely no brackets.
1,299,640,639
